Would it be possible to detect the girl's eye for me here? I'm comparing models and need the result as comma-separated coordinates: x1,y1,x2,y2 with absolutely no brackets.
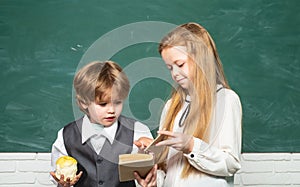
177,62,184,67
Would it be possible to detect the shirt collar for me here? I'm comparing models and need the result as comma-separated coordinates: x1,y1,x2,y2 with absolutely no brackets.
185,84,222,103
185,95,191,102
81,115,118,144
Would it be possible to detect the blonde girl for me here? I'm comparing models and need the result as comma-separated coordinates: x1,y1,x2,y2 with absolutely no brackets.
135,22,242,187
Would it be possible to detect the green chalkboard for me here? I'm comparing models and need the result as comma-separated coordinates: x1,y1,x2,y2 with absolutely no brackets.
0,0,299,152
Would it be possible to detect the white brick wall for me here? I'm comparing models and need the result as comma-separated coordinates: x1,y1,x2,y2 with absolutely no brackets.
0,153,300,187
234,153,300,187
0,153,54,187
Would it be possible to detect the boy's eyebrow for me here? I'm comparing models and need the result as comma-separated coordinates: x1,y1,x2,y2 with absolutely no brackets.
95,96,111,104
100,93,111,101
112,99,123,102
97,97,123,102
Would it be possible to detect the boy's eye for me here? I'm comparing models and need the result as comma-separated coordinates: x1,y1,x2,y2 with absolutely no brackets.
98,102,107,106
114,100,123,105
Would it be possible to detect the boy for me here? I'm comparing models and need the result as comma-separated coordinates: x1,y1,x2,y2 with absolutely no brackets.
50,61,153,187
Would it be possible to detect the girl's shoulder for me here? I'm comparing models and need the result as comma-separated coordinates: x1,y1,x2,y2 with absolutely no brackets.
219,88,242,111
219,87,241,101
162,98,174,112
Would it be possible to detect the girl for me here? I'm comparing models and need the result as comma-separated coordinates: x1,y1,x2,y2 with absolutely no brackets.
135,22,242,187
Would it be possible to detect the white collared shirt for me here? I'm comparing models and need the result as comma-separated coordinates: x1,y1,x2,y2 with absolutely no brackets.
81,115,117,154
51,115,153,172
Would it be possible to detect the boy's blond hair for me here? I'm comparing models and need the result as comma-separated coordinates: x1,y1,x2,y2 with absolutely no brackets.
73,61,130,114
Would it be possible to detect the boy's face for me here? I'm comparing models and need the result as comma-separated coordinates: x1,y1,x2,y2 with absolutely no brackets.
83,97,124,127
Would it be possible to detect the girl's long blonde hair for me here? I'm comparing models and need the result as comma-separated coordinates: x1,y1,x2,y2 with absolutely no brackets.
158,22,229,178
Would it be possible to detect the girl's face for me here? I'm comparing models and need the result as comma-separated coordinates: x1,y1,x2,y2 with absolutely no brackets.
161,46,192,90
82,97,123,127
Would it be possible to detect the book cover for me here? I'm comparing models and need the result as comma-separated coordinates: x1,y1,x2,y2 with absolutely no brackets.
118,134,167,182
118,153,154,182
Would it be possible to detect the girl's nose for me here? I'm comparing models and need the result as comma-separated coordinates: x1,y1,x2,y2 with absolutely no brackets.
171,65,180,77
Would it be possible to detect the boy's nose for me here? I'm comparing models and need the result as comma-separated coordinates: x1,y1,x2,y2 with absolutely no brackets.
108,104,115,114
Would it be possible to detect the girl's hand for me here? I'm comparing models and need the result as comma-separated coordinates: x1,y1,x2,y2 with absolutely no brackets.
134,164,157,187
50,171,83,187
134,137,154,150
156,130,194,154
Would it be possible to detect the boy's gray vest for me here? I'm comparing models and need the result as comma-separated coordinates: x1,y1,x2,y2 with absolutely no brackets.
63,115,136,187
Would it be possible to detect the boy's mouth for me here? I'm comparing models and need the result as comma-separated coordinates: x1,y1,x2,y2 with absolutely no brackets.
105,116,116,121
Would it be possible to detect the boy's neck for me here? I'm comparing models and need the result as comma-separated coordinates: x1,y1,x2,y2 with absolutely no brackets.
91,122,105,131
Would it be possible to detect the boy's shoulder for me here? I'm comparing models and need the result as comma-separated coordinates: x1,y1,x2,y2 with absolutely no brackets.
118,115,136,123
63,117,84,133
119,115,149,131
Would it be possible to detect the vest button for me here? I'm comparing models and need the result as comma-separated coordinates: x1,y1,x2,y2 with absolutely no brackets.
97,158,103,164
98,180,104,185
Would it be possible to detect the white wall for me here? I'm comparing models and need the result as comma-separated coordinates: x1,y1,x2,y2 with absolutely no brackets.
0,153,300,187
235,153,300,187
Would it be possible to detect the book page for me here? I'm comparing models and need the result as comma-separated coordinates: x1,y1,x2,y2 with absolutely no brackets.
144,133,167,163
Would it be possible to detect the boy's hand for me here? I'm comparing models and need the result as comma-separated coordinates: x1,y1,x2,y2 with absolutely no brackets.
50,171,83,187
134,137,153,150
134,164,157,187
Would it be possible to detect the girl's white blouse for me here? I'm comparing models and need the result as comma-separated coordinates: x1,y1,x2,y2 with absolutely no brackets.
158,88,242,187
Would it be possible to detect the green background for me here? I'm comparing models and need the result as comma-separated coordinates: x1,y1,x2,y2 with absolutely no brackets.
0,0,299,152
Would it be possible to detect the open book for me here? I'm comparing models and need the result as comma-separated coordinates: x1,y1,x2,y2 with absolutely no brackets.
118,134,167,182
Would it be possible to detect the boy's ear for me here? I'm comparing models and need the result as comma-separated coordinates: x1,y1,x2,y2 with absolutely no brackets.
78,100,88,110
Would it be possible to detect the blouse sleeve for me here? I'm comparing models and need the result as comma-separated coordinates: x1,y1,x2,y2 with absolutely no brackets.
184,90,242,177
51,128,68,170
50,128,69,186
